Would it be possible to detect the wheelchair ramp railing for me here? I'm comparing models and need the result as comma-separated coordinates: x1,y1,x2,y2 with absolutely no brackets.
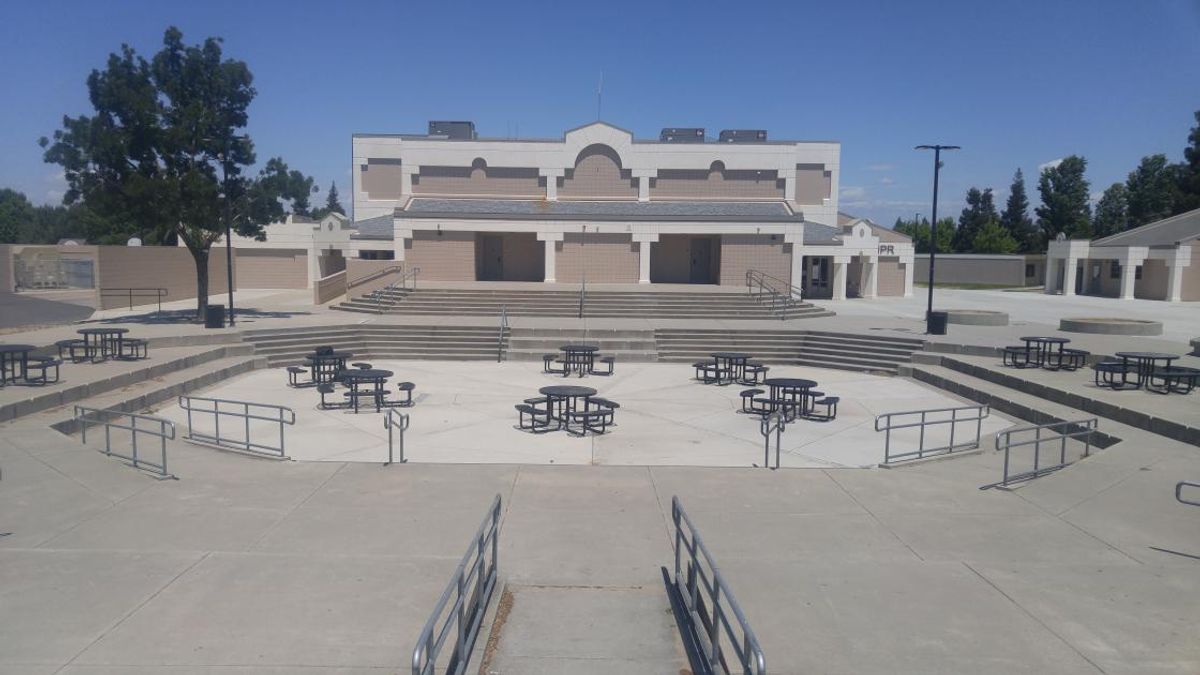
75,405,176,478
759,411,786,470
412,494,502,675
666,496,766,675
875,404,989,465
981,418,1099,490
384,408,410,465
177,395,295,458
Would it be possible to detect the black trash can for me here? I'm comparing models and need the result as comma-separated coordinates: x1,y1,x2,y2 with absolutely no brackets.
205,304,226,329
927,311,948,335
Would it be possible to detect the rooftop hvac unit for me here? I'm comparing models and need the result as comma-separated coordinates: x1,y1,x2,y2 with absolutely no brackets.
660,128,705,143
719,129,768,143
427,120,476,140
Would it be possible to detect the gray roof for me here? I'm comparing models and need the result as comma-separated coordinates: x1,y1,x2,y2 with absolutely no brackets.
1092,208,1200,248
351,215,394,240
803,223,843,245
398,198,800,222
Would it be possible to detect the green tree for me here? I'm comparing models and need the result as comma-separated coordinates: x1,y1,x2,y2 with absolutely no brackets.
1172,110,1200,214
311,181,345,219
0,188,35,243
1092,182,1129,239
971,220,1018,254
999,169,1038,252
893,215,952,254
1125,154,1179,227
40,27,315,319
1035,155,1092,240
954,187,998,252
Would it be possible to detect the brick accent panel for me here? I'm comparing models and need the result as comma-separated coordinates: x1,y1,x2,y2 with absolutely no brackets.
559,145,637,199
556,232,638,283
361,158,404,200
877,259,905,296
718,235,791,286
405,231,476,281
413,165,542,197
794,163,831,203
1185,247,1200,301
653,168,784,200
235,248,308,289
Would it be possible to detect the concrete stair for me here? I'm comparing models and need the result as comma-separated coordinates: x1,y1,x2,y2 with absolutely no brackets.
654,329,925,374
240,324,507,366
332,287,833,320
505,327,659,363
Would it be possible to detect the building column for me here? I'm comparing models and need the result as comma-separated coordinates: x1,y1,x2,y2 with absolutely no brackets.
537,232,563,283
789,249,805,298
1043,257,1059,294
539,169,563,201
902,258,914,297
393,228,410,263
632,233,658,284
306,244,320,288
1063,256,1078,296
831,256,849,300
632,170,656,202
1118,260,1137,300
862,255,878,298
1166,261,1185,302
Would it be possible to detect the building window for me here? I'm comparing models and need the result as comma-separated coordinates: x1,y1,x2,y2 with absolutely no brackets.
1025,264,1035,278
359,250,394,260
1110,262,1121,279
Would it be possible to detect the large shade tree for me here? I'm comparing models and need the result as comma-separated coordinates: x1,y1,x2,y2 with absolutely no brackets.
1035,155,1092,240
40,27,314,319
953,187,999,252
1124,154,1179,228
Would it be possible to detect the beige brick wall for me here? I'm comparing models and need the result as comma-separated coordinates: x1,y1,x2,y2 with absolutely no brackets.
795,163,830,203
96,245,234,309
653,168,784,200
556,232,638,283
558,145,637,199
413,165,542,197
501,233,544,281
0,244,13,293
877,259,905,296
405,231,476,281
235,248,308,289
718,235,790,286
313,270,346,304
361,158,404,200
1185,247,1200,301
1136,259,1168,300
346,258,403,297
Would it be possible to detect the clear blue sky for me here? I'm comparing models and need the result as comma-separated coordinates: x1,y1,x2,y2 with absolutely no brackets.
2,0,1198,226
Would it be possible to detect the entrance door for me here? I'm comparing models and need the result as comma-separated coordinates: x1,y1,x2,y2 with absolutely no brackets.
480,235,503,281
689,238,712,284
1074,264,1083,295
807,257,830,297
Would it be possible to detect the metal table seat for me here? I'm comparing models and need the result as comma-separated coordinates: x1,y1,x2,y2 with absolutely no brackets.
1114,351,1180,390
340,368,393,413
558,344,598,377
77,327,129,362
0,344,37,386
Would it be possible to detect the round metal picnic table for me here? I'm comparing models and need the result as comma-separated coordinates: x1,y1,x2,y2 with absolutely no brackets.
0,344,37,385
762,377,818,417
1019,336,1069,369
559,344,598,377
340,368,393,413
77,327,129,362
539,384,597,427
304,351,354,384
711,352,752,385
1115,351,1179,389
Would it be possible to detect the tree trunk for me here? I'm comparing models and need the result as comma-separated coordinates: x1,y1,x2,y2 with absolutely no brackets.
192,246,210,322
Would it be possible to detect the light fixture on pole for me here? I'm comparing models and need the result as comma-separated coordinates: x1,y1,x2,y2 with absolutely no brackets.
915,144,959,332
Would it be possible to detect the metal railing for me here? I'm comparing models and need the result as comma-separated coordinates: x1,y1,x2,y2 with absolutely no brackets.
177,395,295,458
99,287,168,312
385,408,410,465
745,269,802,319
366,265,420,311
981,418,1099,490
496,305,509,362
759,411,785,470
668,496,766,675
875,404,990,465
577,278,586,319
75,405,176,478
347,264,405,290
412,494,502,675
1177,481,1200,507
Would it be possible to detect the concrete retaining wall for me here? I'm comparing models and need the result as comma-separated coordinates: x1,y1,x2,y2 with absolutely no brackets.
913,254,1042,287
96,245,235,309
234,248,307,289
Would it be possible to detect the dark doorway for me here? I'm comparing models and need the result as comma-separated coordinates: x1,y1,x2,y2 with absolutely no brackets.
480,235,504,281
689,238,713,283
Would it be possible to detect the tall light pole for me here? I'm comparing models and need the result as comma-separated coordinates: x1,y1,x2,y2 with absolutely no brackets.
915,144,959,328
219,145,235,327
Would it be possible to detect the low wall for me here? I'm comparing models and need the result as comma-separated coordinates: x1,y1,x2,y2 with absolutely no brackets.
912,254,1039,287
0,244,13,292
234,248,307,289
313,270,347,305
96,245,235,310
346,259,402,297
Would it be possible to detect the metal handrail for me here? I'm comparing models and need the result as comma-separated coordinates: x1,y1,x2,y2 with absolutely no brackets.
1177,481,1200,507
745,270,802,320
981,418,1099,490
75,405,176,478
669,496,766,675
99,287,168,312
759,411,785,470
384,408,410,465
497,305,509,363
577,278,586,319
875,404,990,465
347,264,405,289
177,395,295,458
366,265,420,311
412,494,502,675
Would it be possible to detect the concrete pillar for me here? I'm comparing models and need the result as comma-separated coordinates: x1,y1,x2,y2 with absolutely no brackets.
306,244,320,288
546,177,558,201
638,240,651,284
400,168,414,197
1063,257,1078,296
902,258,914,297
831,257,848,300
1118,261,1137,300
862,256,878,298
543,238,557,283
789,250,804,298
638,176,650,202
1166,261,1184,302
1043,257,1059,294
